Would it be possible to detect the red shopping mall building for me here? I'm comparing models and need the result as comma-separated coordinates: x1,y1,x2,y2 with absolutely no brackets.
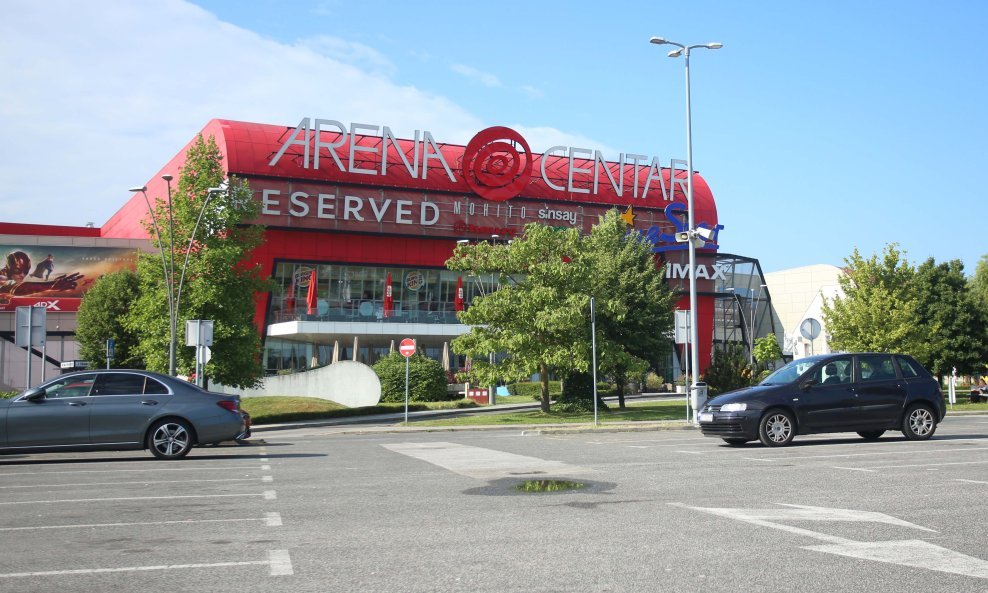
2,117,770,390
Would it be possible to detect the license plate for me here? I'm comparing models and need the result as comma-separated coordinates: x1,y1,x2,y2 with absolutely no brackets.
698,412,713,423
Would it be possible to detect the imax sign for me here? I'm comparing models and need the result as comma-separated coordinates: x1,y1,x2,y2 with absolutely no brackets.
665,263,729,281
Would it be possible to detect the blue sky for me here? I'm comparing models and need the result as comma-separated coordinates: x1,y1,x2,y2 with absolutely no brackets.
2,0,985,274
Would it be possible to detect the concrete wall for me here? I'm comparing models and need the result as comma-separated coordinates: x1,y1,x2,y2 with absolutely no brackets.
213,360,381,407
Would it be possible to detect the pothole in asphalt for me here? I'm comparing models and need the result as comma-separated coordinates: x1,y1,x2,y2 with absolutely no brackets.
462,477,615,496
514,479,585,493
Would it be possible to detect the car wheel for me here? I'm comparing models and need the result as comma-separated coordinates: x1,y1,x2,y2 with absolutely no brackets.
901,404,937,440
758,409,795,447
721,437,748,446
857,430,885,440
147,419,194,459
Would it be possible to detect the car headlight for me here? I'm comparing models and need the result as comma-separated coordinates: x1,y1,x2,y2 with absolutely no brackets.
720,403,748,412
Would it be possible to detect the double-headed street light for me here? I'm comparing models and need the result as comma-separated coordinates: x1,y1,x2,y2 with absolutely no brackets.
129,179,227,376
650,36,722,402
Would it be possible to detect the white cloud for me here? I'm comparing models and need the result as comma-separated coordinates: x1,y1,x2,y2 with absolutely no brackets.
0,0,614,228
520,85,545,100
450,64,501,88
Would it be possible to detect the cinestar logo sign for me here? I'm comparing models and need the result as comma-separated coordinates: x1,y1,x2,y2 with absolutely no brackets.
269,118,689,203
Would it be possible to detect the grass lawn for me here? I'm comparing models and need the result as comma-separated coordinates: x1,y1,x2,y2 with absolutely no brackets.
411,400,689,426
241,396,477,425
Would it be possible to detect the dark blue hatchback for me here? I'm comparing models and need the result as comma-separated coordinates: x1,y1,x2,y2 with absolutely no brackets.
698,353,946,447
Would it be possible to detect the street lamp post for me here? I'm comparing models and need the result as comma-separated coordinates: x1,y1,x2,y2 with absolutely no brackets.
129,180,227,377
650,36,722,404
751,283,767,363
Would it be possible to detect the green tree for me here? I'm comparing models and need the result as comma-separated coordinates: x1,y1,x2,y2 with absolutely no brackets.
753,334,783,369
972,255,988,312
574,210,675,408
448,210,675,412
822,243,924,356
126,134,270,388
449,223,585,412
373,352,448,402
913,258,988,376
76,270,142,369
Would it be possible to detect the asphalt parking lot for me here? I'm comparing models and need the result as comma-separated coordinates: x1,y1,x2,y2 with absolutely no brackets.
1,414,985,593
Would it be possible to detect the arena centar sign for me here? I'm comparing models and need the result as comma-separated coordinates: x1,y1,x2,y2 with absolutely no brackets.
263,118,722,252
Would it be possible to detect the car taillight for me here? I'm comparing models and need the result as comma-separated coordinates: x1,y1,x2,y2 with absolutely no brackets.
217,400,239,413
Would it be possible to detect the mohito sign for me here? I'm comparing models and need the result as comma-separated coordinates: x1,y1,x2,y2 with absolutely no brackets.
268,119,700,206
252,180,722,253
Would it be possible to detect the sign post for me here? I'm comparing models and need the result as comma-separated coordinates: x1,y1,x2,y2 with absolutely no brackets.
590,297,599,428
399,338,416,423
106,338,115,369
15,306,46,389
186,320,214,387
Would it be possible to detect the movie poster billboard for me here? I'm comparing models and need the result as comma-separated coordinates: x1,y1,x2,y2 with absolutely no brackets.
0,245,138,312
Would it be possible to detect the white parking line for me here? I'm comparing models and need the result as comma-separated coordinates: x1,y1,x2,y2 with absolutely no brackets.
955,479,988,484
750,446,988,462
0,465,268,477
0,492,275,505
0,515,282,532
677,451,704,455
833,460,988,472
0,477,269,490
0,549,293,578
262,475,273,482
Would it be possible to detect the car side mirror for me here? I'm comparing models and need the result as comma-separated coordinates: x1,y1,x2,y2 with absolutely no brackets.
800,379,817,391
23,388,46,401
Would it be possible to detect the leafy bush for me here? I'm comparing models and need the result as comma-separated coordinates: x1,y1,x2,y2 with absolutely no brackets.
703,344,754,394
0,391,17,399
556,371,609,413
373,352,451,402
644,372,665,391
508,381,561,399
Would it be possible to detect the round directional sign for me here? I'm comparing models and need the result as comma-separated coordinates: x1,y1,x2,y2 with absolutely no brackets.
800,318,822,340
399,338,416,358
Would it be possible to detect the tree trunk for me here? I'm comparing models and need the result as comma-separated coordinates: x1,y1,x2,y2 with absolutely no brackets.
539,363,550,413
616,377,626,409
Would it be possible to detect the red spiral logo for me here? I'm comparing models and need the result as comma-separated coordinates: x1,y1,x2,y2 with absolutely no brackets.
462,126,532,201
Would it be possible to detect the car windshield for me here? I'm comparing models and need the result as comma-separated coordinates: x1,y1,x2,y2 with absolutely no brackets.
759,356,826,385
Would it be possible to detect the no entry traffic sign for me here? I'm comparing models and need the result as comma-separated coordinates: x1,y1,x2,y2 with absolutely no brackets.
399,338,416,358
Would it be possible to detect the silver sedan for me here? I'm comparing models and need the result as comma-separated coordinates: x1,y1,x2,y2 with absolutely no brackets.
0,370,247,459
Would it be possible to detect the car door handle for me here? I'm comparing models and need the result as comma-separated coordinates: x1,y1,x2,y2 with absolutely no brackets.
141,400,159,406
68,401,87,406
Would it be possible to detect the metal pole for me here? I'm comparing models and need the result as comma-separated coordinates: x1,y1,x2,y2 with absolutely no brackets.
132,186,175,376
163,175,177,377
591,297,598,428
25,306,32,389
404,355,410,423
684,47,701,404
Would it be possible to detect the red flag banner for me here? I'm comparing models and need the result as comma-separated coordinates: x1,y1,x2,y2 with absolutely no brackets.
383,272,393,318
306,270,318,315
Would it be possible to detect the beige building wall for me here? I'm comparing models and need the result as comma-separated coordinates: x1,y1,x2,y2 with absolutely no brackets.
763,264,844,359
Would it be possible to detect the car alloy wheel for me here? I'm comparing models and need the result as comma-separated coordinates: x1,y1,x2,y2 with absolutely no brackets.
147,419,194,459
759,410,795,447
902,405,936,440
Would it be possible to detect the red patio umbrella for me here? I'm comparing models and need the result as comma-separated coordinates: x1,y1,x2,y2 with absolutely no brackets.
306,270,318,315
454,276,464,312
383,272,393,318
